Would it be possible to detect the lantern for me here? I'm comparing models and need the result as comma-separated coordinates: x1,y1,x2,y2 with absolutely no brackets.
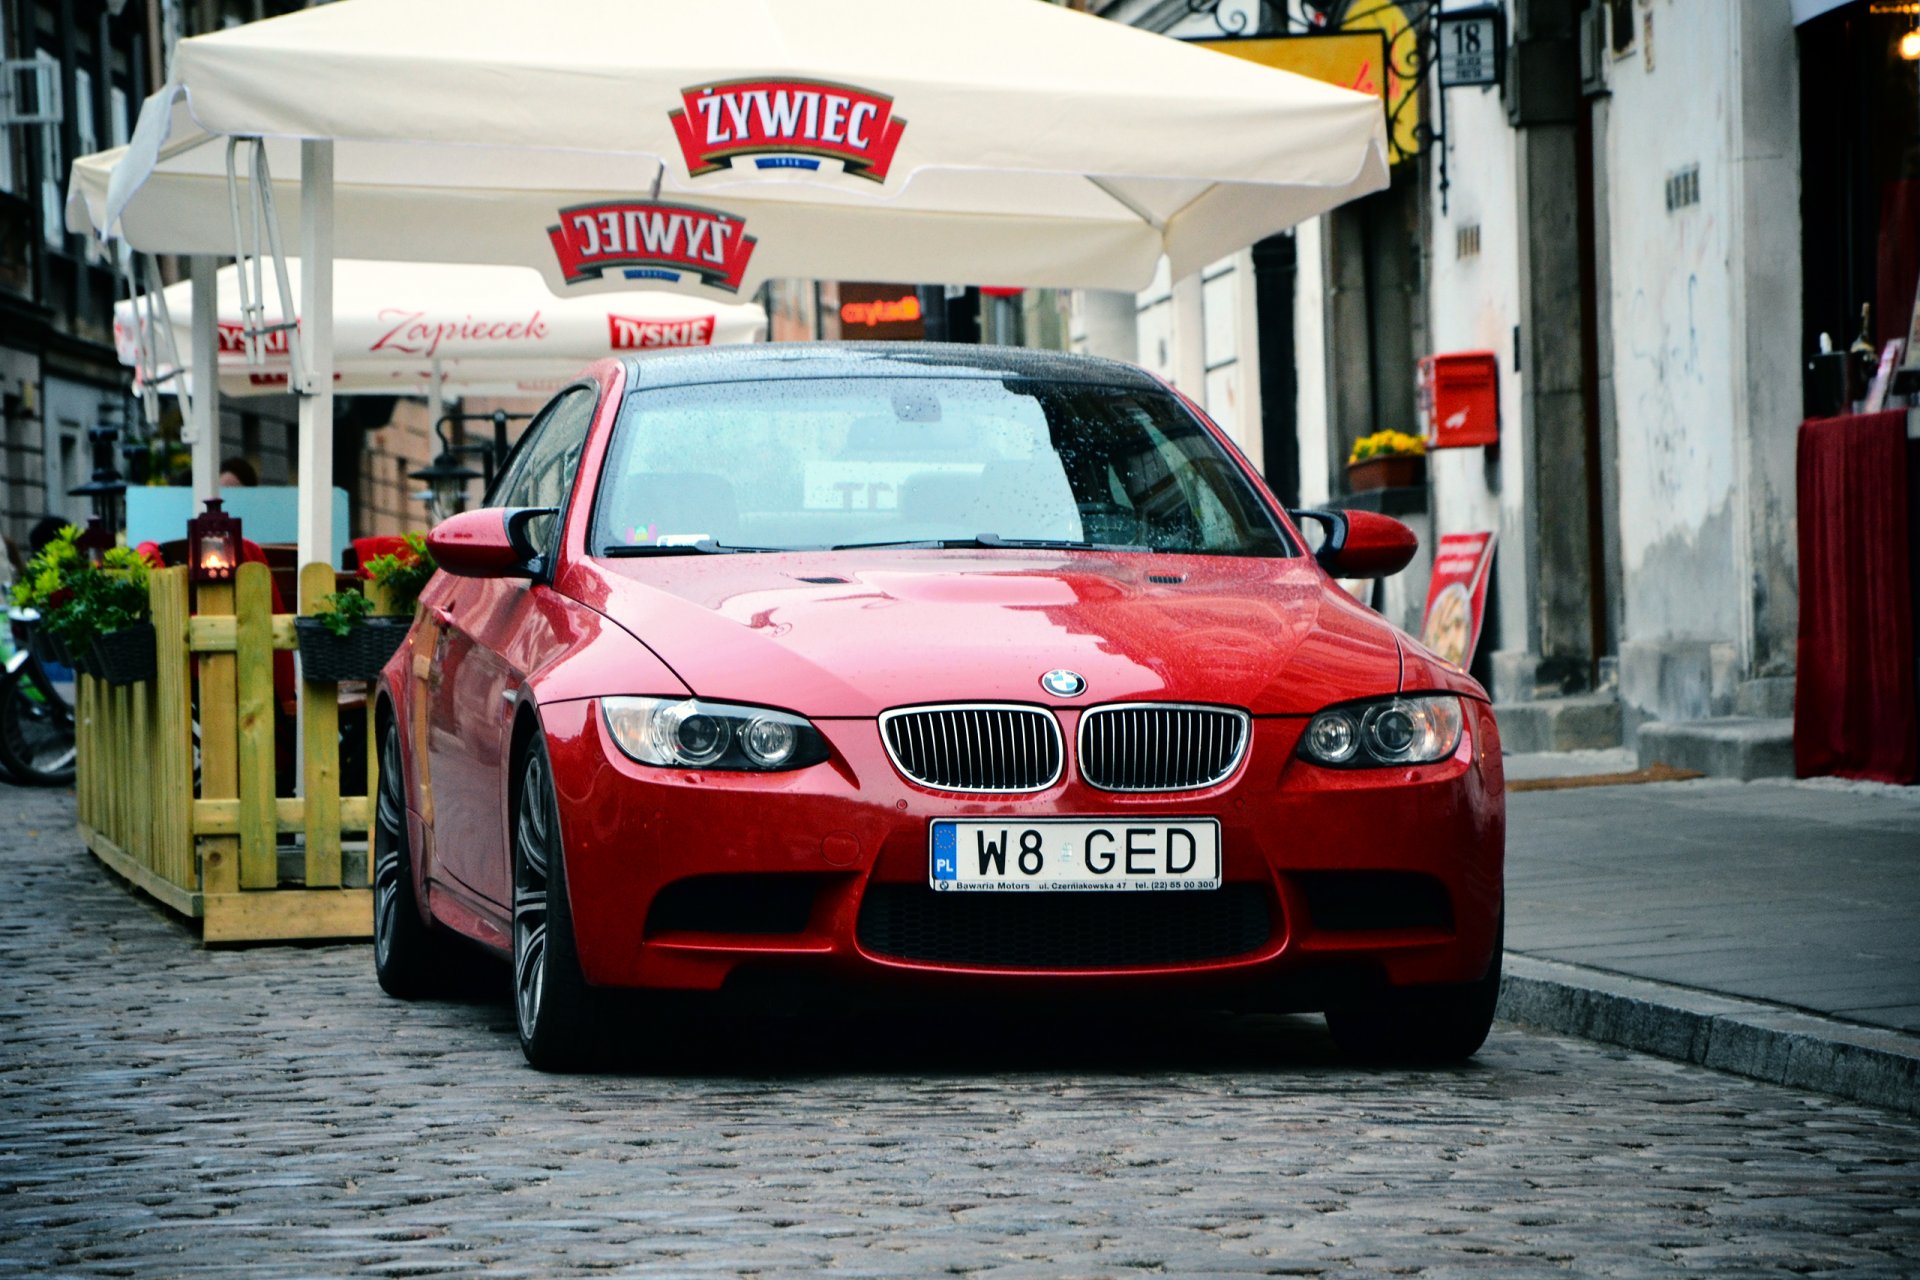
187,497,243,584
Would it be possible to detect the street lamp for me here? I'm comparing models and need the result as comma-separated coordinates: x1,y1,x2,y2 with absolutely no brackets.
408,408,532,521
408,449,485,522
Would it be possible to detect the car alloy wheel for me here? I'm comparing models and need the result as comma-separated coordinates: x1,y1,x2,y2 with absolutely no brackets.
372,718,445,998
512,734,598,1070
512,747,554,1040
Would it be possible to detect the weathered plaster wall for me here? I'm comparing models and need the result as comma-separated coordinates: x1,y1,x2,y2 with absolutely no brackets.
1605,0,1743,649
1424,50,1532,670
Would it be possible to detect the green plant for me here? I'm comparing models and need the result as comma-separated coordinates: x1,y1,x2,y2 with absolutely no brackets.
9,524,84,612
315,589,374,638
43,548,151,652
365,532,437,615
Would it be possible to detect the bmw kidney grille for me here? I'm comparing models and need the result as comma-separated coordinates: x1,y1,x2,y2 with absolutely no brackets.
1077,703,1250,792
879,704,1064,792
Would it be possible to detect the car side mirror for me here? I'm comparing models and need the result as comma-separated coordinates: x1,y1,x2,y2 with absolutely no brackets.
427,506,556,579
1290,508,1418,579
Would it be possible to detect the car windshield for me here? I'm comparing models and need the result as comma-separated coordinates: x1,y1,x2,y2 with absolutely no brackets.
592,375,1295,557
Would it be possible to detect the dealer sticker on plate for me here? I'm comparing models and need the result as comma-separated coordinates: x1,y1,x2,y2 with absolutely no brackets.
929,818,1220,892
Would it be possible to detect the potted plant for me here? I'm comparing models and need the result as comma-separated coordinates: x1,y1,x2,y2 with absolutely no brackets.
43,548,155,686
363,531,437,617
294,588,411,683
1346,430,1428,492
10,525,84,669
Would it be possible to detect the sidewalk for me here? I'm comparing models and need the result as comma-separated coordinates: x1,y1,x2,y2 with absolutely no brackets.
1497,766,1920,1113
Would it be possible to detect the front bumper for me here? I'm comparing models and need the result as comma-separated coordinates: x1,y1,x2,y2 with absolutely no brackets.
538,698,1504,1008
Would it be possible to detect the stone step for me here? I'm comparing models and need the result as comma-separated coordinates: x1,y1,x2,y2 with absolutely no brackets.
1635,717,1794,781
1492,695,1623,754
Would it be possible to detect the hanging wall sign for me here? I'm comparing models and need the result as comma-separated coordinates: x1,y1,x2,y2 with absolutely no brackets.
1436,7,1504,88
1421,530,1497,670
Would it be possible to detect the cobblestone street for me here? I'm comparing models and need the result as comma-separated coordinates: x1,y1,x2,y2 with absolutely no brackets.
2,782,1917,1278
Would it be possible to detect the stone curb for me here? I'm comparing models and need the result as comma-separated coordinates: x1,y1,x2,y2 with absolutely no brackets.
1495,953,1920,1117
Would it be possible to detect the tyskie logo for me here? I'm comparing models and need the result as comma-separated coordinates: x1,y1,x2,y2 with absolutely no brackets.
669,78,905,183
548,200,756,293
608,314,716,350
217,320,292,356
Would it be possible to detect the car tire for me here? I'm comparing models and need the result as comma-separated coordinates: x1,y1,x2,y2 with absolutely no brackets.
372,717,449,998
512,732,600,1072
1325,908,1503,1063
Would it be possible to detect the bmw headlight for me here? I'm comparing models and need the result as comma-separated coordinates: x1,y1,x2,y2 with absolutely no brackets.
602,697,829,771
1298,696,1464,768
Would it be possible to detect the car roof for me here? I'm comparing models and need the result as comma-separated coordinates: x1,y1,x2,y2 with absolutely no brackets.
618,342,1166,392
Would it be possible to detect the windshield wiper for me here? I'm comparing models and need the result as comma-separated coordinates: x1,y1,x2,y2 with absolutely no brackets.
601,540,786,557
829,533,1152,553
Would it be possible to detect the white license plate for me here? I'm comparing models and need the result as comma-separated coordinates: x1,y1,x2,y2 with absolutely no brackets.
929,818,1220,892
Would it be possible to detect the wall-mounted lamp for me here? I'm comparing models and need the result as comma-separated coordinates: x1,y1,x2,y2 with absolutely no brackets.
187,497,242,584
1900,26,1920,60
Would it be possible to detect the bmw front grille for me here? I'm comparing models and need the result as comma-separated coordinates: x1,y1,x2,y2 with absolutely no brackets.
879,704,1065,793
1076,703,1250,792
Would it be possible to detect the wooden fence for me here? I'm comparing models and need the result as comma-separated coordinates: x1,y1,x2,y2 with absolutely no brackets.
76,562,388,943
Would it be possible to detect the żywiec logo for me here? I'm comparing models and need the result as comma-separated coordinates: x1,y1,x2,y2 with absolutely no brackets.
608,314,716,350
547,201,756,293
669,78,905,183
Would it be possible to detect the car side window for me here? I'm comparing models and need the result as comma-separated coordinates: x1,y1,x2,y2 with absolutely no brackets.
498,385,598,549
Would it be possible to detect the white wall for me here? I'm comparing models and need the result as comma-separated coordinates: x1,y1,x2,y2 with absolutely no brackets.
1424,50,1530,660
1603,0,1743,647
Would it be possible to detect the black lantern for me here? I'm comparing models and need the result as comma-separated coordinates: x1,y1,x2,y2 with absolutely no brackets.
409,449,485,520
187,497,243,584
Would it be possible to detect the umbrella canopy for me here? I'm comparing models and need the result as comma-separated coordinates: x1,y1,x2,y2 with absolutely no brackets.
67,0,1388,298
116,259,768,399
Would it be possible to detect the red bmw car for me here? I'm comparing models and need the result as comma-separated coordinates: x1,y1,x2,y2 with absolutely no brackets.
372,344,1504,1070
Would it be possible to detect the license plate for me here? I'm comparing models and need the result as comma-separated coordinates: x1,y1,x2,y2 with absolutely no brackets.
929,818,1220,892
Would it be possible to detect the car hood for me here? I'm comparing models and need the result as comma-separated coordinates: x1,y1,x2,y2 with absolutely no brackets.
562,550,1404,717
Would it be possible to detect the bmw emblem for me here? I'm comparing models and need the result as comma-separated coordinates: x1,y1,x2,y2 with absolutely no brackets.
1040,669,1087,697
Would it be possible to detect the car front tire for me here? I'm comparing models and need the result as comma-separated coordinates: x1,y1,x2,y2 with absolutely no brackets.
512,732,600,1071
1324,908,1503,1063
372,717,449,998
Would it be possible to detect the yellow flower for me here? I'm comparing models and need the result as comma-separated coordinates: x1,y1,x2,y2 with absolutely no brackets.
1347,430,1427,464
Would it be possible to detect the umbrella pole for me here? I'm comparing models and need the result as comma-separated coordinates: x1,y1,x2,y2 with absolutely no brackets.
296,141,335,576
189,254,220,502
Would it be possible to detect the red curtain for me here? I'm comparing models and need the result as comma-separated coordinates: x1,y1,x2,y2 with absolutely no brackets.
1795,410,1918,784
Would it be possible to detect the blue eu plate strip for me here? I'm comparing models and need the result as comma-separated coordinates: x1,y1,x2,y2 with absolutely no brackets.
931,822,957,881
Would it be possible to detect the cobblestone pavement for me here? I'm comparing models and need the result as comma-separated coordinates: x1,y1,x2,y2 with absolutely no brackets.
3,782,1918,1279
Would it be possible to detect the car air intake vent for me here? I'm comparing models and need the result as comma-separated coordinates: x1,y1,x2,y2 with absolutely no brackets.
1078,703,1251,792
880,704,1063,792
856,882,1271,969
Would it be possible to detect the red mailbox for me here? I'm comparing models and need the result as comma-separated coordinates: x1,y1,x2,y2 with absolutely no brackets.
1418,351,1501,449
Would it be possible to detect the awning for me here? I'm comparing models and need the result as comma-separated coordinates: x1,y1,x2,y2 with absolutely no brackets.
116,259,767,399
67,0,1389,298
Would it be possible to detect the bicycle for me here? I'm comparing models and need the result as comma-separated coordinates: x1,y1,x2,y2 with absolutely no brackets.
0,610,78,787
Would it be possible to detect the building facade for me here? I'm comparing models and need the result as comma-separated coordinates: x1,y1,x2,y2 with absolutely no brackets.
1077,0,1913,747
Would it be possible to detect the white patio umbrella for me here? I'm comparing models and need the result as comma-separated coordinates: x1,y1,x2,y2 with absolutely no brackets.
66,0,1389,568
115,259,767,400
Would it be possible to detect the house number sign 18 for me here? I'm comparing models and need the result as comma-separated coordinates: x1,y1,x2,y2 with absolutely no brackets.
1436,7,1504,88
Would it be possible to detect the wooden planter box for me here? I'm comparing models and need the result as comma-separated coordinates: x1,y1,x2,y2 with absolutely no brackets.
1347,453,1427,492
91,622,157,687
78,562,379,946
294,616,410,683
